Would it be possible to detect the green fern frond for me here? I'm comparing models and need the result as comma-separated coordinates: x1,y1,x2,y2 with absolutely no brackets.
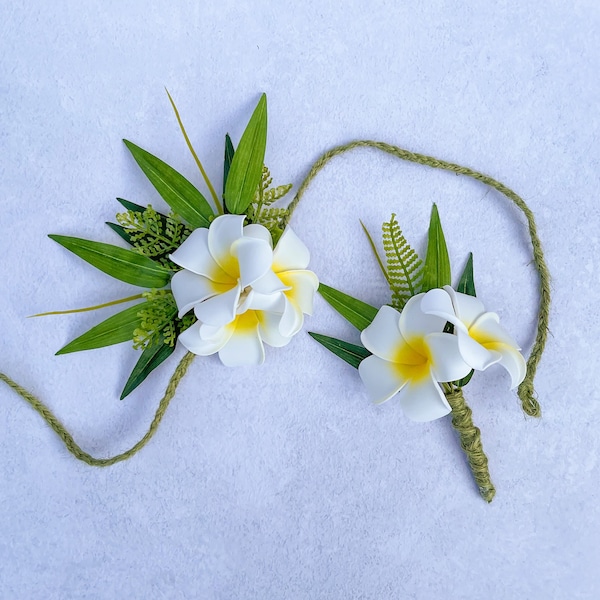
246,165,292,244
116,205,192,269
132,289,196,350
382,213,423,310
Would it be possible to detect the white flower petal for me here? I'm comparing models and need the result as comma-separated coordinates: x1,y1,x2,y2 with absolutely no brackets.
360,305,402,361
243,223,273,247
248,290,285,312
170,228,231,284
444,286,485,328
178,321,232,356
194,284,240,327
488,343,527,389
272,226,310,271
279,296,303,337
358,355,406,405
419,287,456,320
456,330,501,371
278,270,319,316
425,332,473,382
207,214,245,276
218,312,265,366
258,311,294,348
171,269,226,318
396,374,452,422
399,293,448,340
470,312,521,349
251,270,289,296
231,237,273,288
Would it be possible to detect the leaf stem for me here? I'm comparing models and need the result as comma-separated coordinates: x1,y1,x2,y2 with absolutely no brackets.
29,294,144,318
360,220,391,285
165,88,223,215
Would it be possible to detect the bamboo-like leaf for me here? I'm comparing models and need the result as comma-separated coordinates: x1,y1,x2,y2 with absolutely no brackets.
455,369,475,388
223,133,235,195
457,252,476,297
120,337,175,399
382,213,423,310
422,204,451,292
308,332,371,369
116,198,145,213
106,222,132,243
318,283,378,331
224,94,267,214
123,140,214,228
49,235,170,288
56,303,143,355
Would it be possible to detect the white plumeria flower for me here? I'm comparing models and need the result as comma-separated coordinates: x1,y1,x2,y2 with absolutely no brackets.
169,214,318,366
420,286,526,388
358,292,473,422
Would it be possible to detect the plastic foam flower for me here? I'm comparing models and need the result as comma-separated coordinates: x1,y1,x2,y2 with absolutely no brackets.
170,214,317,366
421,286,526,388
358,292,472,422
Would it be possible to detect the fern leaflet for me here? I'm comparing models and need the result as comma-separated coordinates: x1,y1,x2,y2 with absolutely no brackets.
382,213,423,310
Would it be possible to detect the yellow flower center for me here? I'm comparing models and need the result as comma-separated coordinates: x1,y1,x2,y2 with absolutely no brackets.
391,336,432,384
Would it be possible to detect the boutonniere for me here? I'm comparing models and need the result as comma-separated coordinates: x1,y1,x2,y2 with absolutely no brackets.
310,205,533,502
37,93,318,399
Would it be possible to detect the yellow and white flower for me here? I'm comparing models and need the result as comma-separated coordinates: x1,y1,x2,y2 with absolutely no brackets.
421,286,526,388
358,292,473,422
169,214,317,366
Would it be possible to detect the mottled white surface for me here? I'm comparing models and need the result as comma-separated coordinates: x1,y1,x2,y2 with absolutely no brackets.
1,1,599,598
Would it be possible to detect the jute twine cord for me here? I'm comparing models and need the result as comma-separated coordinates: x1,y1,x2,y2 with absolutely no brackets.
0,352,195,466
284,140,550,418
445,386,496,503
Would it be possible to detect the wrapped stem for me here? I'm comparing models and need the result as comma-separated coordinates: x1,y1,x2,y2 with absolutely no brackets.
445,386,496,503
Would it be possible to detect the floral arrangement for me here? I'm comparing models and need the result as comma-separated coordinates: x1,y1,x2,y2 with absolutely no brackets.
39,94,318,398
309,205,526,501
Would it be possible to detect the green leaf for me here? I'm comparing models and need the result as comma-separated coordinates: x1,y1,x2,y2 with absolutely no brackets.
455,369,475,388
224,94,268,214
308,332,371,369
106,222,132,244
56,303,143,355
49,235,170,288
116,198,145,213
223,133,235,196
318,283,378,331
457,252,476,297
382,213,423,310
123,140,214,228
422,203,451,292
120,337,176,399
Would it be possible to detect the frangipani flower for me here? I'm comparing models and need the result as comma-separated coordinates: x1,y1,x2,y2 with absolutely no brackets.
420,286,526,388
169,214,317,366
358,292,472,422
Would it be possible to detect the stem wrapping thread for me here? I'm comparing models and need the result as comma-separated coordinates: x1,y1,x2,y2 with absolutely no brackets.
284,140,550,417
0,352,195,466
446,387,496,503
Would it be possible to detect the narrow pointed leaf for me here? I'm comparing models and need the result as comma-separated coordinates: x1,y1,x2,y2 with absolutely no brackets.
106,222,132,244
318,283,378,331
455,369,475,388
120,337,176,399
309,332,371,369
223,133,235,194
123,140,214,228
116,198,145,213
457,252,476,297
56,303,143,355
224,94,267,214
422,204,451,292
49,235,170,288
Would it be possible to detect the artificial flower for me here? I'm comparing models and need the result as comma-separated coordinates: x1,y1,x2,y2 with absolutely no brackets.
170,214,317,366
358,291,475,422
420,286,526,388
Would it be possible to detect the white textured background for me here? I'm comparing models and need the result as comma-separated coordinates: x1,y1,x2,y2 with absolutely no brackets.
1,1,599,598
